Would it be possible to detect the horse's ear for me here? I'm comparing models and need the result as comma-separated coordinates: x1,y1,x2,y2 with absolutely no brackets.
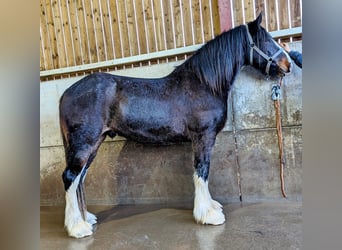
255,12,263,26
249,12,263,32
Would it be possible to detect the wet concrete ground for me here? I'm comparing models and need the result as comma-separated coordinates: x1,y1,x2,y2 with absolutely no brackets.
41,201,302,249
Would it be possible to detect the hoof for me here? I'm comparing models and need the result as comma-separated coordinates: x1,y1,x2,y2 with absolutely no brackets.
194,200,226,225
86,211,97,225
67,220,93,238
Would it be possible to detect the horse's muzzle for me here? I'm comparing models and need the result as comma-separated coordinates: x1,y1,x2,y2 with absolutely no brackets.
277,57,292,76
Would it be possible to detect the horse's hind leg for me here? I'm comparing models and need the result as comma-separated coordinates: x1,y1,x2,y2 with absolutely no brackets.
62,131,105,238
191,132,225,225
77,150,102,226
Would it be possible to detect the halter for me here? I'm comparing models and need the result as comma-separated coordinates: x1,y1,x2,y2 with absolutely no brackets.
245,24,284,76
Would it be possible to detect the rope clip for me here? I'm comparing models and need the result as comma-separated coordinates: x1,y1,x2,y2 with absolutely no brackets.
271,84,281,101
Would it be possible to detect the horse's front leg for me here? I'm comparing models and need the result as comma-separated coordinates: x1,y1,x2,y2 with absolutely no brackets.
191,132,225,225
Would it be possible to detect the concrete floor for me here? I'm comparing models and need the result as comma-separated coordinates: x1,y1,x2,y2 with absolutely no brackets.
40,202,302,250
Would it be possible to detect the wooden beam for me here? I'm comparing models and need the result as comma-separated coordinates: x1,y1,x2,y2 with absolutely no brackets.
217,0,232,32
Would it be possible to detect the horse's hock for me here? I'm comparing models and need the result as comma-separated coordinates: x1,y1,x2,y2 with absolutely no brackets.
40,41,302,206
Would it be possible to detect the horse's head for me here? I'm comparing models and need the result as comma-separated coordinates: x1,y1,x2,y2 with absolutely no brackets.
245,13,291,77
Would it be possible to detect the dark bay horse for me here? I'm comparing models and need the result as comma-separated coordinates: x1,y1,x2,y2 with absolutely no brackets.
59,14,291,238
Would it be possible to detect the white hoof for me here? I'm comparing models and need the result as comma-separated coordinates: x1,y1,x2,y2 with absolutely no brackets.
194,199,226,225
67,220,93,238
86,211,97,225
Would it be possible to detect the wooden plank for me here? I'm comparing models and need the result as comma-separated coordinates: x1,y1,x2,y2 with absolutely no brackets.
51,0,68,67
134,0,148,54
244,0,255,22
145,0,158,52
125,0,139,56
83,0,98,63
108,0,123,58
172,0,184,47
116,0,131,57
291,0,301,27
68,0,83,65
163,0,176,49
153,0,167,51
40,0,54,70
201,0,212,41
180,0,193,46
91,0,106,61
266,0,277,31
233,0,244,26
59,0,76,66
278,0,289,30
44,0,59,68
99,0,115,60
217,0,232,32
254,0,266,27
191,0,203,44
40,30,45,71
211,0,221,35
77,0,91,64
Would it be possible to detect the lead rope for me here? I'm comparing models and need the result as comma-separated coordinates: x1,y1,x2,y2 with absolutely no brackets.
271,77,287,198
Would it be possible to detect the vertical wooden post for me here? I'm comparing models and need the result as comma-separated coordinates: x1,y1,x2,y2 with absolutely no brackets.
217,0,232,32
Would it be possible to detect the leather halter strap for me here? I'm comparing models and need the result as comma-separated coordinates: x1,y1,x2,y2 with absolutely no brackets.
245,24,283,75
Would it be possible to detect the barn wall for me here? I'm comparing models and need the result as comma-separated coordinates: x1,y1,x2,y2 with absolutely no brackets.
40,41,302,206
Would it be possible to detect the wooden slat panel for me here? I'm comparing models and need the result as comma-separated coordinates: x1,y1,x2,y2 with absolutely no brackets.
40,0,301,74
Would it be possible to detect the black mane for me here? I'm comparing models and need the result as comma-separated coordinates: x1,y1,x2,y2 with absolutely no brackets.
174,25,249,96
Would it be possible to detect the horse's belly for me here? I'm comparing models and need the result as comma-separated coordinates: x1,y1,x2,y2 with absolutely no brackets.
112,96,189,144
116,122,189,144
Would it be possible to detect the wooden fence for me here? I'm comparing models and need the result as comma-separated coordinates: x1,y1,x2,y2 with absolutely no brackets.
40,0,302,80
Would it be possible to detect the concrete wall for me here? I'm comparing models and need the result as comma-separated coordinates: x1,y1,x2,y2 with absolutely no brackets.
40,42,302,206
